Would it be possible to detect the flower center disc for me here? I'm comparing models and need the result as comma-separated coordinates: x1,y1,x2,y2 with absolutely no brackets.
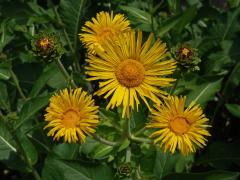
170,117,190,135
62,109,80,128
115,59,145,88
182,48,190,56
38,38,51,50
97,27,115,42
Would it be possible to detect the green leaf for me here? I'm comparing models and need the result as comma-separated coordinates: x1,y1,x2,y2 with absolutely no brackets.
0,19,15,51
29,64,59,97
175,154,194,173
17,95,50,128
0,68,11,80
222,6,240,40
154,150,170,179
187,78,222,106
120,5,155,32
225,104,240,118
120,6,151,24
158,5,197,37
0,81,9,110
118,139,130,152
17,132,38,165
42,159,66,180
80,137,99,155
53,143,79,160
221,63,240,101
153,150,193,178
163,171,240,180
205,41,233,75
59,0,87,50
0,136,16,160
158,15,182,37
91,144,113,160
174,5,198,34
177,73,222,106
0,121,16,160
42,157,114,180
228,0,240,8
131,104,148,130
46,67,67,89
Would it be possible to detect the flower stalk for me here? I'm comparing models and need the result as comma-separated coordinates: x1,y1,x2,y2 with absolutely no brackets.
55,58,77,88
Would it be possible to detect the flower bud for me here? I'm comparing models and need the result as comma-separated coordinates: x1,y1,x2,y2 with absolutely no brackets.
116,163,132,178
31,31,64,61
171,44,201,71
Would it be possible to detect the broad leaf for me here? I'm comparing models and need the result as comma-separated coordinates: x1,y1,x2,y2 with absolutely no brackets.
53,143,79,160
0,121,16,160
46,67,67,89
174,5,198,34
222,6,240,40
16,95,50,129
42,157,114,180
120,6,151,24
153,150,193,178
120,5,154,32
17,132,38,165
59,0,87,50
158,5,198,37
29,64,59,97
177,73,222,106
205,41,233,75
0,68,11,80
225,104,240,118
158,15,182,37
91,144,113,160
0,81,9,110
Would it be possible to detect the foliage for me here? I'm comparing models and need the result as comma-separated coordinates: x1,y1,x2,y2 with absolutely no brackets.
0,0,240,179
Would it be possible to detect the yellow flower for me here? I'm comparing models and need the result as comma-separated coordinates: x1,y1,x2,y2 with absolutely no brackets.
44,88,99,143
147,96,211,155
86,31,176,117
79,11,131,53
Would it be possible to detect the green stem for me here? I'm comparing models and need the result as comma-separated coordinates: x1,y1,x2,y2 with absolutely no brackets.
149,0,155,35
55,58,77,88
134,127,147,136
125,147,131,163
92,134,118,146
127,115,152,144
170,72,182,94
10,69,27,100
131,136,152,144
127,117,132,140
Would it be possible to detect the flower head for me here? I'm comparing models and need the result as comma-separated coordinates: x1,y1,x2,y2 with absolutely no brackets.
32,31,64,61
44,88,99,143
116,163,132,178
171,43,201,71
79,11,131,53
86,31,176,117
147,96,211,155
